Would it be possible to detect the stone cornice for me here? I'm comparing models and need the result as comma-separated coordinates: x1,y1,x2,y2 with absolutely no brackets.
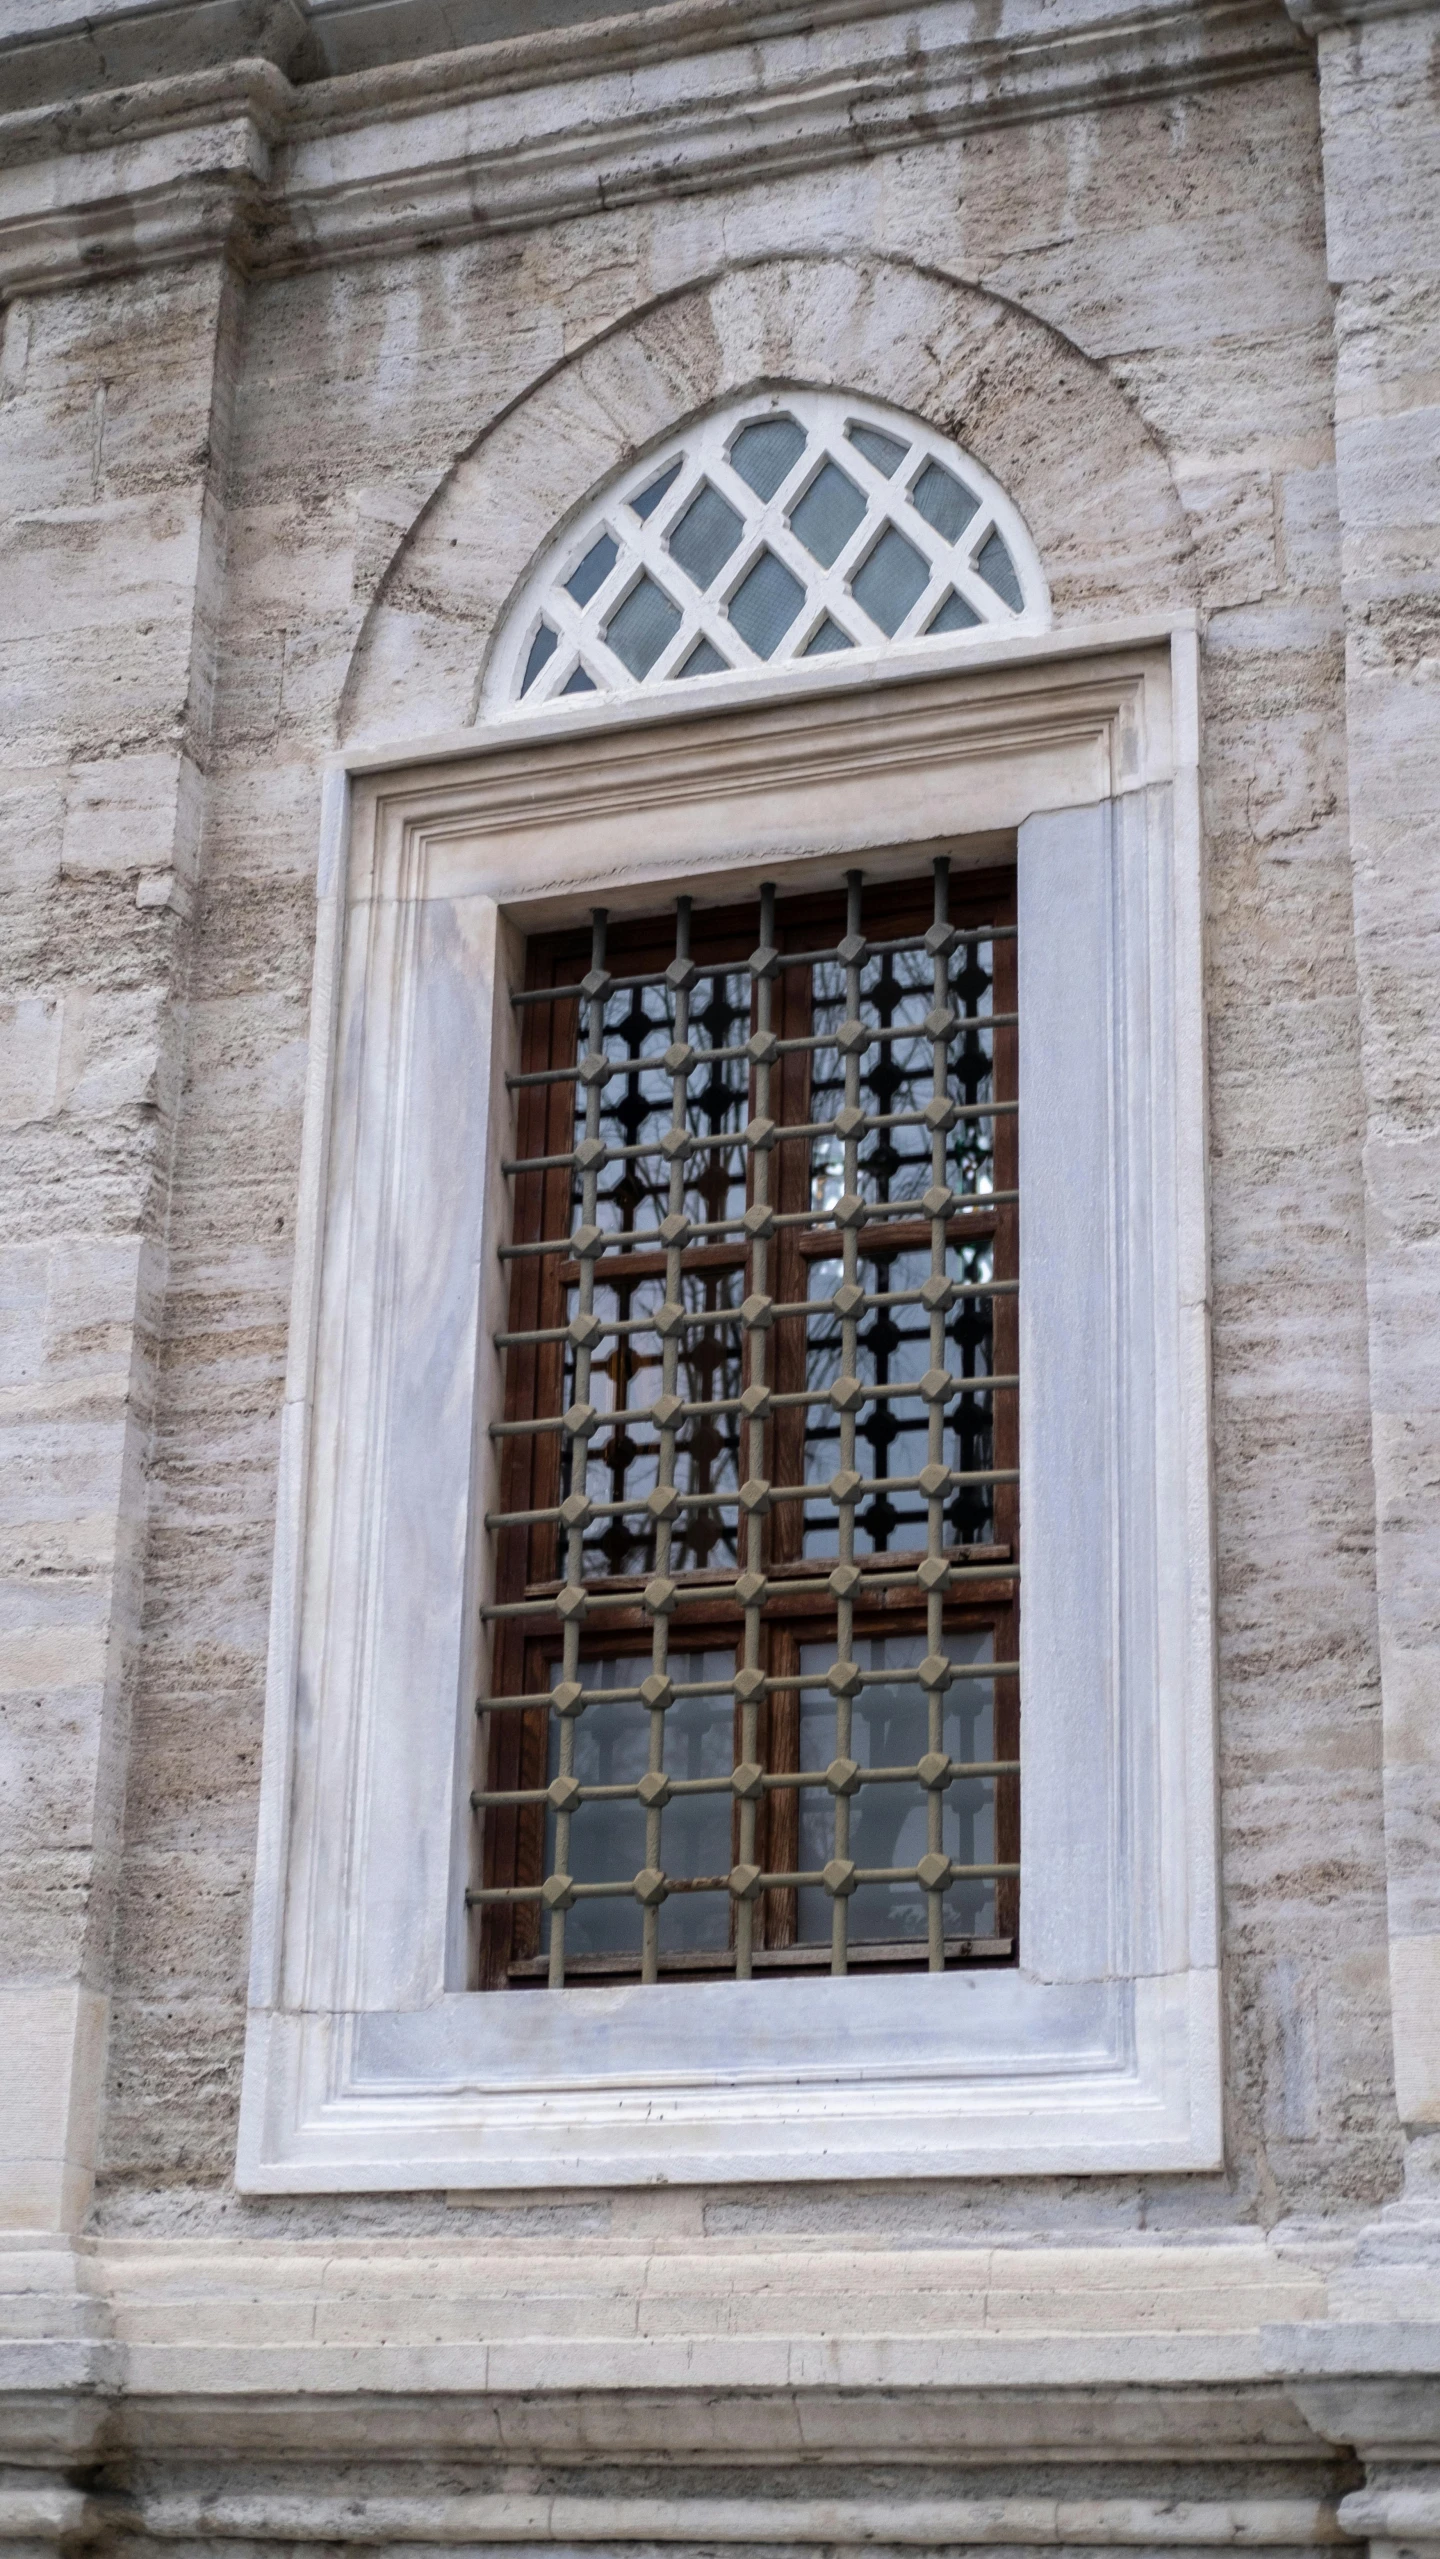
0,0,1310,299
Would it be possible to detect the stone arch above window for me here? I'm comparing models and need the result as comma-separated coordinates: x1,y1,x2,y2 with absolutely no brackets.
484,389,1050,714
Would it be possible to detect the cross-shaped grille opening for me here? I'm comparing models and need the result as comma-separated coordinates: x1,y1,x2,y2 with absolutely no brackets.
474,857,1019,1987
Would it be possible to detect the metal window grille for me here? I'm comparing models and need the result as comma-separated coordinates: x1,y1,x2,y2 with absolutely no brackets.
473,860,1019,1988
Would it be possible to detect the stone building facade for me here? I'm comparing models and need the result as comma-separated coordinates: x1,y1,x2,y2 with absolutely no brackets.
2,0,1439,2548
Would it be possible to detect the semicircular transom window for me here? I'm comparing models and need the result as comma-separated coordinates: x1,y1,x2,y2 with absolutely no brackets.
486,389,1050,712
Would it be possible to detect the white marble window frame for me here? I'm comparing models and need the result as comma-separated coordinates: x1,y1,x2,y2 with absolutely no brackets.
238,614,1220,2192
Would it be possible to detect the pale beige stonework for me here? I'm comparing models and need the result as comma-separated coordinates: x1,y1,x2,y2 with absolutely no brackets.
0,0,1438,2546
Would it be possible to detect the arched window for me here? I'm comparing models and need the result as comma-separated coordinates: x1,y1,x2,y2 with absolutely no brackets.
484,389,1049,712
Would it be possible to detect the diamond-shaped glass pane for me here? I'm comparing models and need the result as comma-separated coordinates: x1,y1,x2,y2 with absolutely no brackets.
727,549,806,658
604,575,683,677
927,589,981,634
675,636,729,678
729,416,807,501
850,524,930,636
521,624,558,693
976,530,1023,611
631,458,683,521
909,459,980,545
846,421,909,476
566,533,618,607
789,461,867,569
668,483,744,591
802,615,854,656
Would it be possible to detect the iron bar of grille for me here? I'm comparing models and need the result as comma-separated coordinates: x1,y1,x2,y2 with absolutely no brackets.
477,856,1017,1986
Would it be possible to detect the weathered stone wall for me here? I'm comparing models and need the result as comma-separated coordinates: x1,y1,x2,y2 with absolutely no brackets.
2,0,1439,2535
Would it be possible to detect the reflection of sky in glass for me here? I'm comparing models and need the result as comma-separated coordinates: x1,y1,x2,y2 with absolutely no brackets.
802,1242,996,1553
561,1268,742,1579
576,971,752,1235
544,1650,736,1959
810,939,994,1211
796,1629,996,1944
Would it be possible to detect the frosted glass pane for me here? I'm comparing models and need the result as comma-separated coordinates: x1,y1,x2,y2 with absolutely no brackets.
850,524,930,635
726,548,806,658
927,589,981,633
566,532,618,607
801,615,854,656
846,420,909,476
668,482,744,591
729,416,806,501
675,636,729,678
604,574,683,677
976,530,1023,611
561,663,597,694
631,457,683,521
520,623,558,693
789,460,867,568
909,459,979,544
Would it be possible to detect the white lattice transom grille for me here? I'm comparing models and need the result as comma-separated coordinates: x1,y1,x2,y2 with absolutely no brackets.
485,390,1050,713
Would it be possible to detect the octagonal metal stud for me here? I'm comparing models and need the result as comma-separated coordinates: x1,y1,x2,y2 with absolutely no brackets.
639,1672,674,1710
556,1584,588,1622
730,1761,765,1801
836,932,868,969
573,1136,607,1171
733,1666,767,1703
922,1183,956,1220
548,1773,583,1814
541,1873,577,1911
825,1756,861,1797
649,1393,684,1428
663,1040,694,1074
742,1204,775,1240
644,1575,678,1617
920,1277,954,1314
830,1375,866,1414
577,1054,610,1088
919,1366,953,1405
734,1570,767,1607
646,1485,682,1522
739,1382,772,1419
659,1211,692,1248
661,1128,693,1161
832,1281,866,1319
918,1652,954,1693
738,1477,772,1515
915,1851,953,1893
924,1096,960,1133
833,1105,866,1141
746,1115,777,1153
924,1004,959,1041
833,1192,869,1230
655,1299,686,1338
559,1491,593,1529
636,1770,671,1810
571,1222,604,1259
579,966,612,1001
917,1555,951,1591
828,1467,863,1506
826,1659,863,1698
917,1460,951,1499
747,1029,779,1065
917,1751,952,1792
829,1563,862,1600
633,1866,669,1906
729,1861,763,1901
665,956,698,992
551,1679,586,1717
835,1016,867,1057
748,943,779,981
568,1309,604,1350
741,1292,775,1330
822,1856,858,1897
924,921,960,959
